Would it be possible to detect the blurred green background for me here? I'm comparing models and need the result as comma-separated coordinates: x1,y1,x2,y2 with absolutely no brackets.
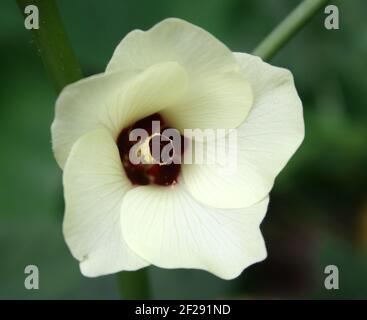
1,0,367,299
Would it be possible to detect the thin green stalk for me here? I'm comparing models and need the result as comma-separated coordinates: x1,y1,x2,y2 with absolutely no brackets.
253,0,329,61
16,0,82,93
118,268,151,300
16,0,151,300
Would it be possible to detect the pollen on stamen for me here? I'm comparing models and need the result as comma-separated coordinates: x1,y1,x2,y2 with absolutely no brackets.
116,113,185,186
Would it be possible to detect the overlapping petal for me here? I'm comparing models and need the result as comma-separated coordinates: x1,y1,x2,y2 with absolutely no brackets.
120,184,268,280
106,18,253,134
52,62,188,168
63,129,148,277
183,53,304,208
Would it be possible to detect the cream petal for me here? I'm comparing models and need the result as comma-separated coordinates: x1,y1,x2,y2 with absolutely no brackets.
121,184,268,280
63,129,148,277
52,62,187,168
161,70,253,134
107,18,237,76
106,18,253,133
183,53,304,208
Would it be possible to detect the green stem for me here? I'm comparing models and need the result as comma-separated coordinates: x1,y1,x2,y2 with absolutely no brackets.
118,268,151,300
253,0,329,61
16,0,151,300
16,0,82,93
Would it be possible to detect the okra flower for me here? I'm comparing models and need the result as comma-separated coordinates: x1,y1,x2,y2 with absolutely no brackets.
51,18,304,279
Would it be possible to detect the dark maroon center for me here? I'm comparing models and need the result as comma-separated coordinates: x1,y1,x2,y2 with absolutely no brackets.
117,113,185,186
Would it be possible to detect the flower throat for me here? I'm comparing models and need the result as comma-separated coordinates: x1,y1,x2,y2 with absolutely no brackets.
117,113,185,186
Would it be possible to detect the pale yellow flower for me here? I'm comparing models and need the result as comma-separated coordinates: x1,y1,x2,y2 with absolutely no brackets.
51,18,304,279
